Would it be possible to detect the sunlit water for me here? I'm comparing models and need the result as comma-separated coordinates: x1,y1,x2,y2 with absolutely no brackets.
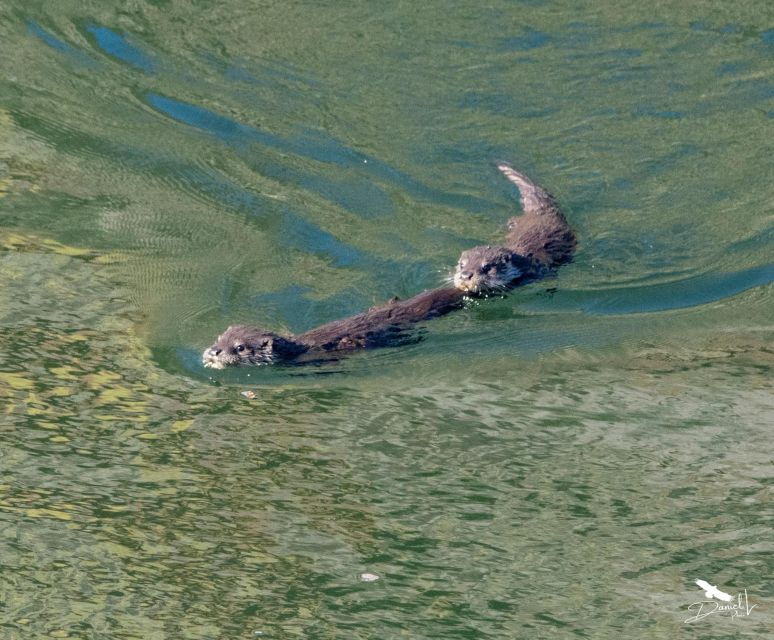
1,1,772,638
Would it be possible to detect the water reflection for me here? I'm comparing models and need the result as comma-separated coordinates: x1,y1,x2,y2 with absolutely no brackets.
87,24,156,72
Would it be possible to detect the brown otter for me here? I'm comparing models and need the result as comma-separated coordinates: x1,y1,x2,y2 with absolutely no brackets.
202,287,466,368
203,164,576,368
453,164,576,294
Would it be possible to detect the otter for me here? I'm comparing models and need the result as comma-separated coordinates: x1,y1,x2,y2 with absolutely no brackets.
453,164,576,294
203,164,576,368
202,287,466,368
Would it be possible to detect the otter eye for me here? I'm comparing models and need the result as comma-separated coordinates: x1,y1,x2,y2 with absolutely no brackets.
236,344,245,352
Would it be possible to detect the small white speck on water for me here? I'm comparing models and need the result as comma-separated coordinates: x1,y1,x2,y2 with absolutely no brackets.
359,572,380,582
241,390,257,399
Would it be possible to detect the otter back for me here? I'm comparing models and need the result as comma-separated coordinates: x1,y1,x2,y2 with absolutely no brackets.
296,288,466,353
497,164,576,269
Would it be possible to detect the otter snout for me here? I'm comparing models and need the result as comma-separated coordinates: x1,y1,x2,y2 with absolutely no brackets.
453,269,482,292
202,345,226,369
453,245,525,294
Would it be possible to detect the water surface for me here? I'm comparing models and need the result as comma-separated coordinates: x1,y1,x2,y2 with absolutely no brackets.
1,1,772,638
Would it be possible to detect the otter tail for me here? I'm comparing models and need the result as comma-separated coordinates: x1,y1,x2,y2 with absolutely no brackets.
496,163,557,215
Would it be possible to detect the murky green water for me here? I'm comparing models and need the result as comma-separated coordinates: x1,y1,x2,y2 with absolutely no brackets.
1,1,772,638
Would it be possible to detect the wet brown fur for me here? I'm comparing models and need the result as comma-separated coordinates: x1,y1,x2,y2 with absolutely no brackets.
295,287,466,352
498,163,576,271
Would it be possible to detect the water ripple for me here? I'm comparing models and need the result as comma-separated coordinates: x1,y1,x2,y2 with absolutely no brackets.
85,24,156,73
527,263,774,315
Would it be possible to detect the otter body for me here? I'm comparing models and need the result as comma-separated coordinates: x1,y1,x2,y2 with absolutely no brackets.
499,164,576,270
203,164,576,368
295,287,465,352
202,287,466,368
453,164,576,294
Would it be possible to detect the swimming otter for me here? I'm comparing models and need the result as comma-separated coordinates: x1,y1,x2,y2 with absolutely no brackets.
453,164,576,294
203,164,576,368
202,287,466,368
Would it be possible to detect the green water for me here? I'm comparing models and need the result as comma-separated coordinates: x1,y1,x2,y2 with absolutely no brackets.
1,1,772,637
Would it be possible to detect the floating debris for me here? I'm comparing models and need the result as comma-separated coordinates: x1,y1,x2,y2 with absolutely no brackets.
241,390,257,399
359,572,380,582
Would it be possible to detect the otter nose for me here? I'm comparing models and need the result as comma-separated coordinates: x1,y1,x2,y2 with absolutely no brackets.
211,347,222,356
460,271,473,280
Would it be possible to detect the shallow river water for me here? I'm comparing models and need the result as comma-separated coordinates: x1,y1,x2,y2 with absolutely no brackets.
1,1,772,638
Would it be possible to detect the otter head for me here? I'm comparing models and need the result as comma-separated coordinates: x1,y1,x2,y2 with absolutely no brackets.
453,245,524,294
202,325,306,369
